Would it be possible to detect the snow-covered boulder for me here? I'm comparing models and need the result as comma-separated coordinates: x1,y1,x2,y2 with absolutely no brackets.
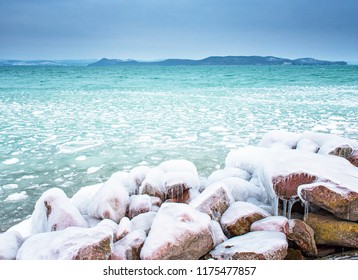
205,168,251,187
139,168,166,200
7,218,32,239
259,130,301,149
0,231,23,260
86,177,129,223
348,150,358,167
250,216,289,234
157,159,198,177
298,182,358,221
128,194,152,219
210,221,227,247
111,230,146,260
71,183,102,214
287,219,317,256
209,231,288,260
131,211,157,234
189,182,234,221
221,201,270,237
140,203,214,260
296,138,319,153
129,166,151,195
31,188,88,234
16,226,113,260
115,217,133,241
221,177,265,203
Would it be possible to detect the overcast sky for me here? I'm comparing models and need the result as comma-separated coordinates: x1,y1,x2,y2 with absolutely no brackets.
0,0,357,61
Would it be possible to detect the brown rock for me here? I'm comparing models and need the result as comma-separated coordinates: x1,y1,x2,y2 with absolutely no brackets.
298,182,358,221
127,194,152,219
305,212,358,248
221,201,270,237
285,248,306,260
111,230,146,260
348,150,358,167
287,219,318,256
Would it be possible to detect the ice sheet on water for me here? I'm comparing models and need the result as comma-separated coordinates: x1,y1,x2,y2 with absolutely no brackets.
2,158,19,165
4,191,28,202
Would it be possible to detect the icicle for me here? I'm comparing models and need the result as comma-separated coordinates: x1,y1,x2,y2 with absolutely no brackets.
303,201,310,221
282,199,288,217
273,196,279,216
287,198,299,219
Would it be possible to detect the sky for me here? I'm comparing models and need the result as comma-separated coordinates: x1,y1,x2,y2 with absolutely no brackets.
0,0,357,62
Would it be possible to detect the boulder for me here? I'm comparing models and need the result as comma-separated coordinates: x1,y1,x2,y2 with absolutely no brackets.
250,216,289,234
189,182,234,221
128,194,152,219
111,230,146,260
31,188,88,234
128,166,151,195
131,211,157,234
221,177,265,203
285,248,306,260
210,220,227,247
348,150,358,167
298,182,358,221
205,168,251,187
305,212,358,248
139,168,166,200
161,171,200,201
157,159,198,177
116,217,133,240
70,183,103,214
0,231,23,260
221,201,270,237
287,219,317,256
209,231,288,260
258,130,301,149
86,177,129,223
296,138,319,153
140,203,214,260
16,226,113,260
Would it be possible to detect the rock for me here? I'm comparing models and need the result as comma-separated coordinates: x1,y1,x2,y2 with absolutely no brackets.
206,168,251,187
210,221,227,247
95,219,119,241
287,219,317,256
305,212,358,248
128,194,152,219
140,203,214,260
116,217,133,240
139,168,166,200
209,231,288,260
161,171,200,201
221,201,270,237
221,177,265,203
16,226,113,260
348,150,358,167
157,159,198,177
111,230,146,260
250,216,289,234
319,250,358,260
128,166,151,195
318,141,353,159
131,211,157,234
189,182,234,221
298,182,358,221
0,231,23,260
285,248,306,260
296,138,319,153
31,188,88,234
71,183,103,214
258,130,301,149
86,177,129,223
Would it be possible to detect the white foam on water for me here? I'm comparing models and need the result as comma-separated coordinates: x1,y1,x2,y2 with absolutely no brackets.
4,191,28,202
2,158,19,165
75,155,87,161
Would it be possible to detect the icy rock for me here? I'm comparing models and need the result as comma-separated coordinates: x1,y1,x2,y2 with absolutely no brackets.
131,211,157,234
128,194,152,219
210,220,227,247
140,203,214,260
209,231,288,260
161,171,200,200
95,219,119,241
16,226,113,260
206,168,251,187
250,216,289,234
296,138,319,153
318,141,354,159
129,166,151,195
83,215,102,227
0,231,23,260
221,201,270,237
31,188,88,234
189,182,234,221
111,230,146,260
221,177,265,203
71,183,102,214
7,218,32,239
287,219,317,256
157,159,198,177
139,168,166,200
116,217,133,240
299,131,358,148
298,182,358,221
305,212,358,248
258,130,301,149
86,177,129,223
348,150,358,167
150,196,162,208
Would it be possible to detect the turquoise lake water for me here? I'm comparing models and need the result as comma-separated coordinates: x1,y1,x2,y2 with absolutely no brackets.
1,65,358,232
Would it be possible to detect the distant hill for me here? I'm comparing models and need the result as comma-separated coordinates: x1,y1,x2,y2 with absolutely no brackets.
0,59,96,66
88,56,347,66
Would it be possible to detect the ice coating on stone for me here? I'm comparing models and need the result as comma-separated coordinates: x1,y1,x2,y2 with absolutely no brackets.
250,216,289,234
139,167,166,197
128,194,152,219
298,182,355,202
131,211,157,234
210,231,288,260
299,131,358,148
7,218,32,239
296,138,319,153
116,217,133,240
83,215,102,227
16,226,113,260
210,220,228,247
318,140,354,156
95,219,118,237
259,130,301,149
129,166,151,195
221,177,266,203
111,230,146,260
206,168,251,187
108,171,131,193
86,177,129,223
161,171,200,191
221,201,271,230
31,188,88,234
71,183,103,214
0,231,23,260
140,203,213,260
157,159,198,177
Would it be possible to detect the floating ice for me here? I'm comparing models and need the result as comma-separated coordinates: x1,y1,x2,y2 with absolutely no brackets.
75,155,87,161
2,158,19,165
86,166,103,174
1,184,19,190
4,191,28,202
